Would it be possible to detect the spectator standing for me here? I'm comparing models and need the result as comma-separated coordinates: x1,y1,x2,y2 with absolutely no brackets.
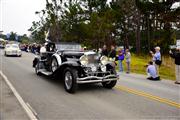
109,45,117,67
118,48,124,72
109,45,116,60
32,44,36,53
25,44,28,52
36,44,41,54
102,45,108,57
28,44,32,53
146,61,160,80
169,48,180,84
98,48,102,54
150,46,161,76
125,49,131,73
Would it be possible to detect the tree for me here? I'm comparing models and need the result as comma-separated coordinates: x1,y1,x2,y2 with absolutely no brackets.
29,0,180,54
136,0,180,53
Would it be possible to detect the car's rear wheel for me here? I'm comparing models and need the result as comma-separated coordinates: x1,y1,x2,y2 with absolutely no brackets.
51,58,58,73
35,62,41,75
63,67,78,93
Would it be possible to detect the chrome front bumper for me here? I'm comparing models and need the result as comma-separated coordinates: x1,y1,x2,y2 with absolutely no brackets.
77,74,119,84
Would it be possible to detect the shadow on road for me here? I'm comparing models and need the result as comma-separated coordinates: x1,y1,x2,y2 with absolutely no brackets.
35,73,113,94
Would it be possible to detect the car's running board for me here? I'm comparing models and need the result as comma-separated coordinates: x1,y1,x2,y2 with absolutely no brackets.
39,69,52,76
41,71,52,76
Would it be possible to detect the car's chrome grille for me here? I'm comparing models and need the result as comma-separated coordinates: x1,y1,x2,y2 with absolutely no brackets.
86,71,111,77
12,50,17,53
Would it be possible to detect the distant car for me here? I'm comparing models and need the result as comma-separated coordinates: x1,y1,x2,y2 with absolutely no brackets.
4,44,22,57
33,42,118,93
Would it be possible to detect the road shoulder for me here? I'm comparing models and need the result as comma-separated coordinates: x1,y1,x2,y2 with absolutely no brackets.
0,75,29,120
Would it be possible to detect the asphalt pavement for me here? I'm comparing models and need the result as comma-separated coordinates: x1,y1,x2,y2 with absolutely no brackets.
0,49,179,120
0,76,29,120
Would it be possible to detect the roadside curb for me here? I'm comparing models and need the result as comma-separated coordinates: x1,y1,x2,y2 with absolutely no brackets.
0,71,38,120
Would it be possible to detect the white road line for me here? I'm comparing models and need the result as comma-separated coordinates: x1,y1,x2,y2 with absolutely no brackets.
0,71,38,120
26,103,38,117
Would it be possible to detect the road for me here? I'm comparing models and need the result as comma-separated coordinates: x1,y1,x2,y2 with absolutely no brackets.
0,49,180,120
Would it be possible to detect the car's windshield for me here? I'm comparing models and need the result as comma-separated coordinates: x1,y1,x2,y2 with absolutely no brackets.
56,43,81,51
12,44,19,48
5,45,11,48
6,44,19,49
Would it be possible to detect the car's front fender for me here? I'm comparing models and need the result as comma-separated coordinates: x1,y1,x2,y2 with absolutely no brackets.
52,53,62,66
54,61,81,74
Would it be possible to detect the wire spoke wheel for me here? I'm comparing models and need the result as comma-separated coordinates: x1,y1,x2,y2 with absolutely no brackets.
63,68,78,93
65,71,73,90
51,58,58,72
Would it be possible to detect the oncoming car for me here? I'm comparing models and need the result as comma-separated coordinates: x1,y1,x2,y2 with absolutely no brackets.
33,42,119,93
4,44,22,57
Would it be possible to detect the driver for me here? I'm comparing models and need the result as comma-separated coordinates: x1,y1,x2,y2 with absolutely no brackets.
45,40,56,52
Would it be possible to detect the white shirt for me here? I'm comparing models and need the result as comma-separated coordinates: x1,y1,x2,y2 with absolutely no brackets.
153,51,161,61
126,52,131,62
40,46,46,53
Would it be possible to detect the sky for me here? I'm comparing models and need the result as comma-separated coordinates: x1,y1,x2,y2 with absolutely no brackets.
0,0,46,36
0,0,179,36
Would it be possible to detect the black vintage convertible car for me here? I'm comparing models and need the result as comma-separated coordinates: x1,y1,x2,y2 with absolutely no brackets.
33,42,119,93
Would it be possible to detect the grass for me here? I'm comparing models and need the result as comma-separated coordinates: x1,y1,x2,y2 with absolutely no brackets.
116,54,176,80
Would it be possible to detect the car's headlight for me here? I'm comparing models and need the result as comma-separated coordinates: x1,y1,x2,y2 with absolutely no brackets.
80,55,88,66
100,56,108,65
101,65,106,72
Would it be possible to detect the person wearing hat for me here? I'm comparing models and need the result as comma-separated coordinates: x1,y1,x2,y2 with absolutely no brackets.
169,47,180,84
150,46,161,76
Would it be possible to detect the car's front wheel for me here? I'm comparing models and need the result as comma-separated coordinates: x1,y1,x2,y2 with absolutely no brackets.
102,80,117,89
63,67,78,93
102,69,117,89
